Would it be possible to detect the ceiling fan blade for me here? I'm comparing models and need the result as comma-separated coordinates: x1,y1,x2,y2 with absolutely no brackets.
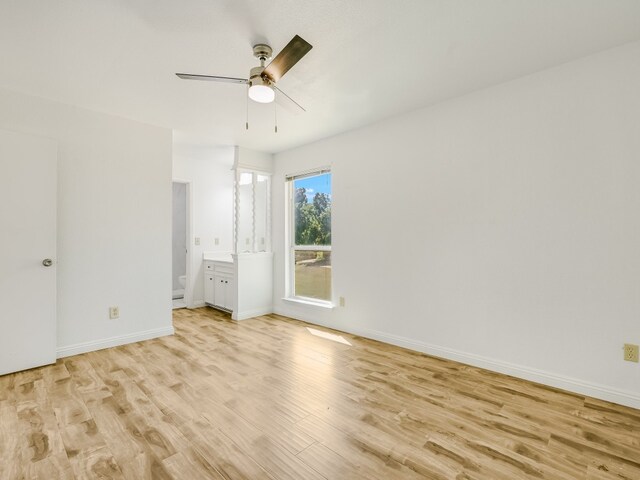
262,35,312,83
275,86,306,112
176,73,248,84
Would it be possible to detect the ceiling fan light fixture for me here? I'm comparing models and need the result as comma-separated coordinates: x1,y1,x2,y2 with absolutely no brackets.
248,83,275,103
248,66,275,103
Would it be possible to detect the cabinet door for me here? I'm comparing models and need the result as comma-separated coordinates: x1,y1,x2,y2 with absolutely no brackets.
223,279,233,311
204,273,215,304
214,275,226,309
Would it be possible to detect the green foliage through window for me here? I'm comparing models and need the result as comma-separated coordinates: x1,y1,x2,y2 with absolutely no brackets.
290,172,332,301
294,185,331,246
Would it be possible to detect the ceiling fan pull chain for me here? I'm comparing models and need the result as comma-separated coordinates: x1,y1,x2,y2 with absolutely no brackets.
246,84,249,130
274,92,278,133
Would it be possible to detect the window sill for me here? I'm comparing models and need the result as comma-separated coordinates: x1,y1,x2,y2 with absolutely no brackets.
282,297,335,309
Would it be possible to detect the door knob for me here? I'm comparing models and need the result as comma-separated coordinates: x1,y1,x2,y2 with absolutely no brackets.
42,258,53,267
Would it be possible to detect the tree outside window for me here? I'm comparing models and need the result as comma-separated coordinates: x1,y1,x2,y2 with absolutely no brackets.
290,172,331,302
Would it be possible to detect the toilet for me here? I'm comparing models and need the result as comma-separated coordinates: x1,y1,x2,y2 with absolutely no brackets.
178,275,186,289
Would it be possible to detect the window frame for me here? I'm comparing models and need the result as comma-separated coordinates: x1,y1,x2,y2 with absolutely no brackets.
286,168,333,306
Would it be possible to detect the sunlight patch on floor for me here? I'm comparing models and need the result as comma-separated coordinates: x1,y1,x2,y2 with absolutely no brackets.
306,327,351,346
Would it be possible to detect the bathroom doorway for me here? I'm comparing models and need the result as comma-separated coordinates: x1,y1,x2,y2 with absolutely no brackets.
172,181,191,309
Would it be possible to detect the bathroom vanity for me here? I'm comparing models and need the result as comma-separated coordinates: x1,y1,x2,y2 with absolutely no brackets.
203,253,234,312
202,148,274,320
203,252,274,320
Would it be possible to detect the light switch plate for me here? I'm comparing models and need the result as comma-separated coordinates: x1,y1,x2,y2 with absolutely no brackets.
195,237,200,246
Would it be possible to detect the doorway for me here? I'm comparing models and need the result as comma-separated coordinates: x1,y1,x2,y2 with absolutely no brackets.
172,181,191,309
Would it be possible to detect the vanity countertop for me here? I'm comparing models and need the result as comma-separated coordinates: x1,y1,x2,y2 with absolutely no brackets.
203,252,233,263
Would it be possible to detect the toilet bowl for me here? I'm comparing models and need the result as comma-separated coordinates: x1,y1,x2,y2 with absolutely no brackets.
178,275,186,288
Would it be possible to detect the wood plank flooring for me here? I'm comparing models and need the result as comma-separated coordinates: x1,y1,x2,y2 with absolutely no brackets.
1,307,639,479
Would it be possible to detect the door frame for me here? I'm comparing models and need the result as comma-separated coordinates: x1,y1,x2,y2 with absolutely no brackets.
172,179,193,308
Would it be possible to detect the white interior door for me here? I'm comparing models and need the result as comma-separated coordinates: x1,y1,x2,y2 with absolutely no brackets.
0,128,57,376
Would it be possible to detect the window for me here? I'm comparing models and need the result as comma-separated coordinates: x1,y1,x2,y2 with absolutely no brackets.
287,168,332,303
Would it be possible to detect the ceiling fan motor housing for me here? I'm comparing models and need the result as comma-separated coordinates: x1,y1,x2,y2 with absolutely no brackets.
249,66,272,88
252,44,273,62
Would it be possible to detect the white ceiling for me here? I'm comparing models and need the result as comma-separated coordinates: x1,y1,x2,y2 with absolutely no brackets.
1,1,640,153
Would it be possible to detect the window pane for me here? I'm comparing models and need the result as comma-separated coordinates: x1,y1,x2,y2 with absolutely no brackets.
293,173,331,246
294,250,331,301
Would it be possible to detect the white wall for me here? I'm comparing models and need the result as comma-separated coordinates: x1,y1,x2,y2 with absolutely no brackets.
0,87,173,356
273,41,640,408
173,144,234,306
172,182,187,292
234,146,274,173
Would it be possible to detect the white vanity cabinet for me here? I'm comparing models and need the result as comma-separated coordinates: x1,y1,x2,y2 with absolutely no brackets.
203,259,235,313
202,252,272,320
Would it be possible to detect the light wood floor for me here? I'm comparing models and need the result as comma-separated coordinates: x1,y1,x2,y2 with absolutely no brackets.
1,308,639,479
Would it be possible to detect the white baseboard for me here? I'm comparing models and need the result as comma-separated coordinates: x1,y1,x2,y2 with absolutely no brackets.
233,307,273,321
274,306,640,410
56,326,175,359
189,300,206,308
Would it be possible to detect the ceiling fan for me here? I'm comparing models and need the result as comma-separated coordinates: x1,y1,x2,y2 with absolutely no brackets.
176,35,312,113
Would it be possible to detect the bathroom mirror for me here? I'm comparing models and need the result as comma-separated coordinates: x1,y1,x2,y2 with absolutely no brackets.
236,172,253,253
234,170,271,253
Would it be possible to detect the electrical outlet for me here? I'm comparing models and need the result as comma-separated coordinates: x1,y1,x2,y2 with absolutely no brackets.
623,344,639,363
109,306,120,319
214,237,219,246
194,237,201,246
339,296,345,307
